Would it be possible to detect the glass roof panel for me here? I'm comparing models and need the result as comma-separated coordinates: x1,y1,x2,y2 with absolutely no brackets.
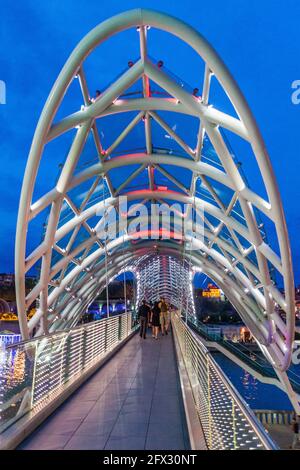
198,175,235,209
96,112,145,155
158,163,192,190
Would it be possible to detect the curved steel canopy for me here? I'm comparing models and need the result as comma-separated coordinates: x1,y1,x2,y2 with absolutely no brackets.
15,9,294,372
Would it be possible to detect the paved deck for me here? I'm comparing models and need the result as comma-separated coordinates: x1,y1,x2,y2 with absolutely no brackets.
18,330,190,450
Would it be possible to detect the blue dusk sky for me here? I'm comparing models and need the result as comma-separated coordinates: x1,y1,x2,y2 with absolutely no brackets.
0,0,300,285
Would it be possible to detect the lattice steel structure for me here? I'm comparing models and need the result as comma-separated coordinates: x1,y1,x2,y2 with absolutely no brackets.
16,9,295,379
132,255,195,317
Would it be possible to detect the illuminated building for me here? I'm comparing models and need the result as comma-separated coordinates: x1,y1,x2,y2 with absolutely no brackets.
202,283,222,299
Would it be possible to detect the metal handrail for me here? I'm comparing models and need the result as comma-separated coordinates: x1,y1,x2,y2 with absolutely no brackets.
0,312,135,435
209,343,278,450
3,312,129,350
172,313,277,450
188,317,300,393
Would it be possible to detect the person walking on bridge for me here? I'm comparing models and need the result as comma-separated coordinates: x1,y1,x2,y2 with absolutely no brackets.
159,297,169,336
291,415,300,449
150,301,161,340
138,299,151,339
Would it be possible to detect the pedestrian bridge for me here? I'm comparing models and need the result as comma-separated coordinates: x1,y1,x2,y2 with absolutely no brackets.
0,8,297,450
0,312,276,450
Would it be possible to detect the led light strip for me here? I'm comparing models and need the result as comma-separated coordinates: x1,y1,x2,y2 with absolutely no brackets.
172,313,277,450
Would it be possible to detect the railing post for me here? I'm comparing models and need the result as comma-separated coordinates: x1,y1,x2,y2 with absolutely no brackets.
104,319,108,352
64,334,71,383
47,337,53,400
118,315,122,341
127,312,130,336
30,342,38,409
207,357,212,449
82,326,87,370
232,400,237,449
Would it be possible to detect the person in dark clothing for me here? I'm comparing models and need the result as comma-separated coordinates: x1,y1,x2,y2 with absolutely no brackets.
150,301,161,340
291,415,300,449
138,299,151,339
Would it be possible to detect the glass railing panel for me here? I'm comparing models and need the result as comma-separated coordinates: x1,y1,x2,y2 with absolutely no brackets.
173,313,277,450
0,312,135,436
0,342,36,433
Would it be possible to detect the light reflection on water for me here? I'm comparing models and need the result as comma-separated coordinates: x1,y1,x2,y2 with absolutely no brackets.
5,349,26,386
213,352,294,410
0,344,34,428
241,370,258,403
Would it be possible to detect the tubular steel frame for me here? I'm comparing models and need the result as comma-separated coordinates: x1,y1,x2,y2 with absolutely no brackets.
15,9,295,384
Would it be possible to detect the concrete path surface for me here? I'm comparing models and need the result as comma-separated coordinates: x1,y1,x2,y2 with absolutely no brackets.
18,330,190,450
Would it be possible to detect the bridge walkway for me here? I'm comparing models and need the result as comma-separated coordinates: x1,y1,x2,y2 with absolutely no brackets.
18,331,190,450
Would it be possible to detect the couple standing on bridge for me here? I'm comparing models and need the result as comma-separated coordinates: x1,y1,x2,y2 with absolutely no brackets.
138,298,170,340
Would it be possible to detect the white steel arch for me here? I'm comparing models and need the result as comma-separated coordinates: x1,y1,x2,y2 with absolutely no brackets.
15,9,294,374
